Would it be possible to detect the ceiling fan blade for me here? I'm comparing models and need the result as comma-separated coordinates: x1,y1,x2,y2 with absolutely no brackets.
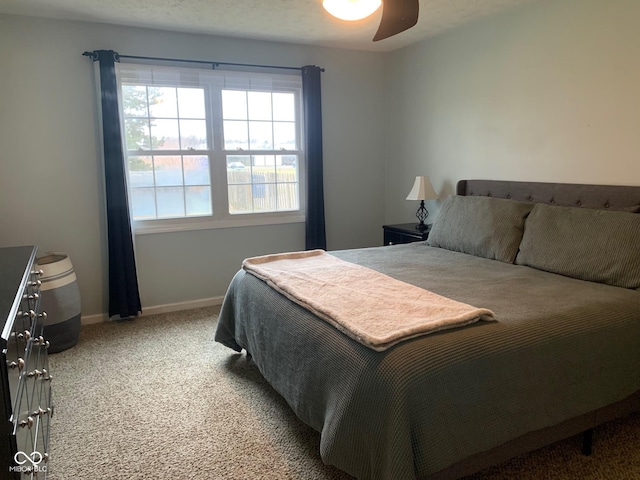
373,0,419,42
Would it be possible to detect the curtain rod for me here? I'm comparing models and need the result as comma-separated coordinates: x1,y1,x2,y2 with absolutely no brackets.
82,51,325,72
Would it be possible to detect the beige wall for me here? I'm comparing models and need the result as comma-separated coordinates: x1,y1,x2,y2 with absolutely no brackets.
385,0,640,223
0,15,387,316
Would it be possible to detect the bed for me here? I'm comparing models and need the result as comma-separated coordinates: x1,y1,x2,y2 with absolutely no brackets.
215,179,640,479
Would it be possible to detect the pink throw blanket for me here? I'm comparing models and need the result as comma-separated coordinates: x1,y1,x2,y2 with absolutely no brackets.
242,250,496,351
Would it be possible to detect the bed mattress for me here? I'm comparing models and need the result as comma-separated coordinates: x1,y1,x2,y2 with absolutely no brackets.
215,242,640,479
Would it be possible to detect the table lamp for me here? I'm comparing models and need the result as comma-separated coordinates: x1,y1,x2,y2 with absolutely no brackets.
406,176,438,230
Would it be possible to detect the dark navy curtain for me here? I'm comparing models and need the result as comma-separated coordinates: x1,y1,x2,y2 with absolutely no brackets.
92,50,142,318
301,65,326,250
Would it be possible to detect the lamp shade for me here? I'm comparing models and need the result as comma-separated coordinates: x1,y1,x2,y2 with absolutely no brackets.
322,0,382,21
406,176,438,201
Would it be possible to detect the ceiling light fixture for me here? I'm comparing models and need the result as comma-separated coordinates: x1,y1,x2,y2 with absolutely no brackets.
322,0,382,21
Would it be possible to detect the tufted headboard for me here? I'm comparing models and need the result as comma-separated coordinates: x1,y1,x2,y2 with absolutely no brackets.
456,179,640,213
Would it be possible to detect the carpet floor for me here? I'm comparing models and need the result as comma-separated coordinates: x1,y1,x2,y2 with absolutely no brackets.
46,306,640,479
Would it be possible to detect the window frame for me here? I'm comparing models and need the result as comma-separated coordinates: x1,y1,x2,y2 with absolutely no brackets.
116,63,306,235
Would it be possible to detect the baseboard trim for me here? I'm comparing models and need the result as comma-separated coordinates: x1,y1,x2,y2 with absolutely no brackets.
80,296,224,325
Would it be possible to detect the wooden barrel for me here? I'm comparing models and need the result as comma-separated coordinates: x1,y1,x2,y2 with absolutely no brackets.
37,253,81,353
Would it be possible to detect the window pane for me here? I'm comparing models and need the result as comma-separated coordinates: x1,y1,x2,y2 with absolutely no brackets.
228,184,252,214
122,85,148,116
252,155,276,182
222,90,247,120
227,156,250,184
253,183,277,212
184,155,210,186
248,91,272,121
151,119,180,149
149,87,178,118
276,155,298,183
227,154,300,215
156,187,185,218
179,119,207,149
273,93,295,121
185,186,212,216
130,187,156,219
223,120,249,150
154,156,183,186
249,121,273,150
128,156,154,187
249,174,266,205
177,88,205,119
273,122,296,150
277,183,299,211
124,119,150,150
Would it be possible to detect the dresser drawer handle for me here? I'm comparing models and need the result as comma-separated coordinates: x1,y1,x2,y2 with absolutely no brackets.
8,358,25,371
17,330,32,342
32,337,51,350
32,407,52,418
19,417,34,429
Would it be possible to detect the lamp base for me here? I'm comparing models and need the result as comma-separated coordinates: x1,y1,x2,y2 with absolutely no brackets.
415,200,429,229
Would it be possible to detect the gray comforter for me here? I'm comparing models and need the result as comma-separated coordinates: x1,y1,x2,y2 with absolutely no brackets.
215,243,640,479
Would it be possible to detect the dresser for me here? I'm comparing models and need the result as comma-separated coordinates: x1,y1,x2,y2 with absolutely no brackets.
0,246,53,479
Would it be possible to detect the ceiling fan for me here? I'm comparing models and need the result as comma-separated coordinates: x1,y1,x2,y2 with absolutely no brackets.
322,0,420,42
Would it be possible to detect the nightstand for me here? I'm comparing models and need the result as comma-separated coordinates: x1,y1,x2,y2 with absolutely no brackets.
382,223,431,246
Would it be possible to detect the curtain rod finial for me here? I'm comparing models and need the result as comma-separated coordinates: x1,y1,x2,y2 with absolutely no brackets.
82,50,120,62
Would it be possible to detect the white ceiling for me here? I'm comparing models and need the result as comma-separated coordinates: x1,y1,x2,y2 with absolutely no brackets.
0,0,537,52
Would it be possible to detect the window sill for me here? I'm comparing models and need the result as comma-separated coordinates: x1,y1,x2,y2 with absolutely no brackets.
133,214,305,235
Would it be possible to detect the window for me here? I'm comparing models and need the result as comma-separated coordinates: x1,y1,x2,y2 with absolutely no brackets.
117,64,304,233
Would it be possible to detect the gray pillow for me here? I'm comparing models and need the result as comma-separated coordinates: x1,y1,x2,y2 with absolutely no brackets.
515,203,640,288
427,195,534,263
